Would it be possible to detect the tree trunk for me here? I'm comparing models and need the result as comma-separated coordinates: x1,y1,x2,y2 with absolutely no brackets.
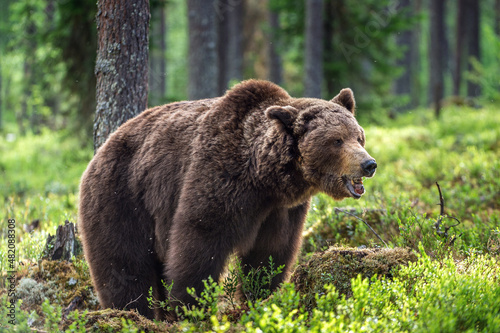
324,0,335,98
94,0,150,152
454,0,466,96
411,0,422,106
149,4,167,105
160,7,166,97
217,1,229,95
394,0,413,110
304,0,324,98
20,52,34,136
466,0,480,97
454,0,481,98
160,7,166,99
216,0,244,92
226,1,244,85
188,0,219,100
429,0,446,118
268,9,283,85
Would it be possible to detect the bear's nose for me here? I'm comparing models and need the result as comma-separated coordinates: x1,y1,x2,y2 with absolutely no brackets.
361,160,377,177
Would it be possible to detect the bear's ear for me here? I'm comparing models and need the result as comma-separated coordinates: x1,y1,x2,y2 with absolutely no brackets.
266,105,298,131
331,88,356,115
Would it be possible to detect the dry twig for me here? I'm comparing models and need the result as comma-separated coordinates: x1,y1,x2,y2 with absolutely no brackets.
433,182,461,242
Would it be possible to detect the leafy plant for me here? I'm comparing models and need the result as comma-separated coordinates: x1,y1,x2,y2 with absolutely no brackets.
41,299,62,332
182,276,224,323
147,279,176,313
65,310,88,333
239,256,285,303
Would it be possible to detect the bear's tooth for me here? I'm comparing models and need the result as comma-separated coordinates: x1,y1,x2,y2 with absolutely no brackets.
352,177,363,184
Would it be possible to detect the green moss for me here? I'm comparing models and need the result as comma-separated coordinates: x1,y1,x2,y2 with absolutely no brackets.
64,309,174,332
291,246,417,310
14,257,98,317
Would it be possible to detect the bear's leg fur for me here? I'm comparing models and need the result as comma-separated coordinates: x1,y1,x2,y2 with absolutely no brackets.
164,216,236,308
89,249,164,319
239,200,311,291
79,176,165,320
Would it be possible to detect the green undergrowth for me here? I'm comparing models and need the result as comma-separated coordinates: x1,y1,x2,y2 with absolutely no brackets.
2,247,498,332
236,248,500,333
0,129,92,197
0,130,90,273
1,104,500,331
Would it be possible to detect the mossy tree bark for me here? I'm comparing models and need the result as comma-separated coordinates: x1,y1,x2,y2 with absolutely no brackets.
94,0,150,152
43,221,82,261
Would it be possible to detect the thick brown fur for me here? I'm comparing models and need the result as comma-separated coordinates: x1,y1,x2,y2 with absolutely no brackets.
78,80,376,320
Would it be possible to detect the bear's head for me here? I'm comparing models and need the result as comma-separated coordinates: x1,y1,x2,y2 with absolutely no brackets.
266,88,376,200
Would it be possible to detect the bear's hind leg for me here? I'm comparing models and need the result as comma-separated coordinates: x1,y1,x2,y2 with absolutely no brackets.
80,199,165,320
92,252,164,319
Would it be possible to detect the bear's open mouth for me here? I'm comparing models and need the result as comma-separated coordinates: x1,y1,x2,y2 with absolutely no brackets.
344,176,365,199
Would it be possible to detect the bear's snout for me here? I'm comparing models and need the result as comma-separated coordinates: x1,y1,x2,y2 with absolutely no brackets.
361,159,377,177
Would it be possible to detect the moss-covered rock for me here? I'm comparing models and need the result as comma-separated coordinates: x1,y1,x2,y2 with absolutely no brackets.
290,246,417,310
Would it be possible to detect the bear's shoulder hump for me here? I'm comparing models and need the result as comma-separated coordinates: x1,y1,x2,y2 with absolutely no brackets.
220,80,290,111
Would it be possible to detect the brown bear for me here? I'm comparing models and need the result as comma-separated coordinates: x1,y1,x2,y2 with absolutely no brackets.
78,79,376,320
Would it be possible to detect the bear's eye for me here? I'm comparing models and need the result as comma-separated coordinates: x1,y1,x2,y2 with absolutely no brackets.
357,137,363,144
334,139,343,147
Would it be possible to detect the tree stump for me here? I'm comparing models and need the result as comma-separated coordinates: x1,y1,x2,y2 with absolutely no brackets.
42,220,82,261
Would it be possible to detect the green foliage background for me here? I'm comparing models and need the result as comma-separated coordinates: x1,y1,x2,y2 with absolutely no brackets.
0,0,500,331
1,0,499,136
